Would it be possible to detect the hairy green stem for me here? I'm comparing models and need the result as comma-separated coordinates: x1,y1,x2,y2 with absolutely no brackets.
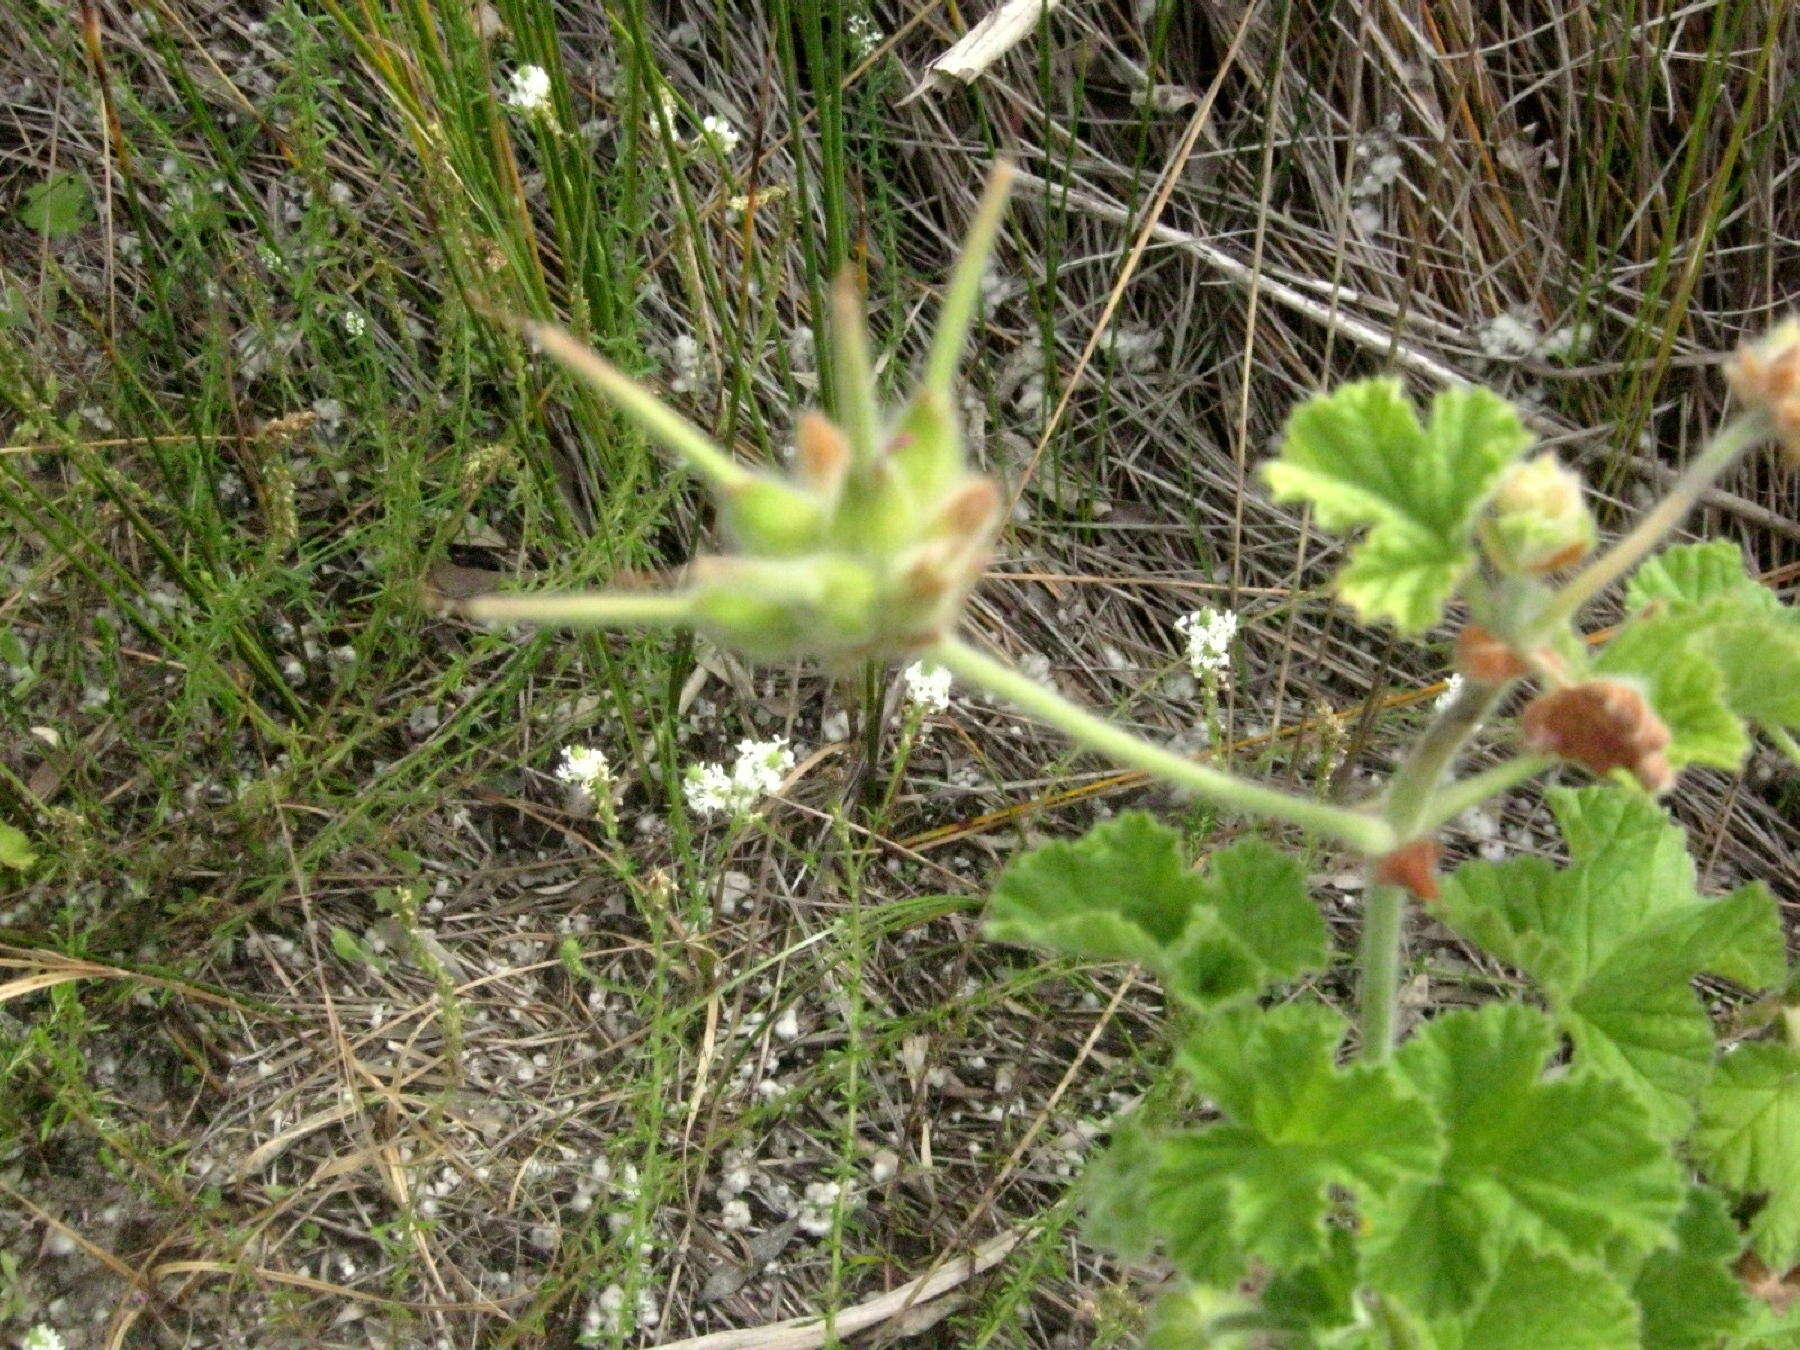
1357,883,1406,1062
931,635,1396,855
1383,677,1514,836
457,590,697,628
1356,675,1516,1057
1416,753,1558,835
1541,412,1769,627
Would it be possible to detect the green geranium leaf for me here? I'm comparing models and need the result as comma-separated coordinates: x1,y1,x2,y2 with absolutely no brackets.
1431,1245,1641,1350
1695,1040,1800,1271
1596,616,1749,769
984,815,1325,1009
1618,542,1800,737
1633,1187,1752,1350
1708,619,1800,728
1624,540,1777,617
1080,1122,1160,1262
1362,1005,1683,1319
1439,787,1785,1134
1264,379,1529,633
1151,1004,1439,1277
1261,1228,1360,1333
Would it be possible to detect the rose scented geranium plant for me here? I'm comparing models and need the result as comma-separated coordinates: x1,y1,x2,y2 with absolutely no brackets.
453,165,1800,1347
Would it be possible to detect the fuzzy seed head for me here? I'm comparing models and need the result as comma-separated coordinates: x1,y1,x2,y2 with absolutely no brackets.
1725,318,1800,466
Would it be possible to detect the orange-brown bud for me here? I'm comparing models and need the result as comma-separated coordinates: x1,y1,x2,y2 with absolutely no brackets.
1725,319,1800,467
1455,624,1532,684
1521,679,1674,793
1374,839,1441,902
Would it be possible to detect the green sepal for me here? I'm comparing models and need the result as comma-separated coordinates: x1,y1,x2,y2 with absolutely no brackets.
722,475,828,556
887,387,964,504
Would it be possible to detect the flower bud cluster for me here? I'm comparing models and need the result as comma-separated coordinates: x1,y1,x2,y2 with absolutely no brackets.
1480,452,1595,575
689,401,1001,663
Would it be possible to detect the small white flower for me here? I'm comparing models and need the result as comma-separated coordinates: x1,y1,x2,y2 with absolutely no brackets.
1478,311,1539,359
901,661,953,713
505,65,553,114
556,744,613,797
667,333,702,393
1435,673,1465,711
720,1197,752,1230
23,1328,66,1350
341,308,366,338
797,1179,846,1236
846,11,882,58
695,114,740,155
1174,607,1239,679
683,736,796,819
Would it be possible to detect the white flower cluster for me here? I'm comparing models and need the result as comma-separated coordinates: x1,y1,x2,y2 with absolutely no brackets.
797,1179,845,1236
1478,310,1591,362
845,11,882,59
901,660,953,713
695,114,741,155
23,1328,65,1350
1435,672,1465,711
505,64,552,114
684,737,795,818
555,744,613,798
1175,606,1239,679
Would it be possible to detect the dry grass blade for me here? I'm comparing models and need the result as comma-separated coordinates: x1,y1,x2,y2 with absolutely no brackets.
646,1228,1024,1350
0,945,266,1014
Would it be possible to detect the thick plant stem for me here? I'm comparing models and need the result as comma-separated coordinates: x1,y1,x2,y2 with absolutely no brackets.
1383,677,1513,836
931,635,1396,855
1358,883,1406,1059
1542,412,1769,627
1358,675,1516,1058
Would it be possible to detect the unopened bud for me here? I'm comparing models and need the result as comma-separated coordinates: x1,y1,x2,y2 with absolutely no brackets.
1521,679,1673,793
1724,319,1800,466
1480,453,1595,574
